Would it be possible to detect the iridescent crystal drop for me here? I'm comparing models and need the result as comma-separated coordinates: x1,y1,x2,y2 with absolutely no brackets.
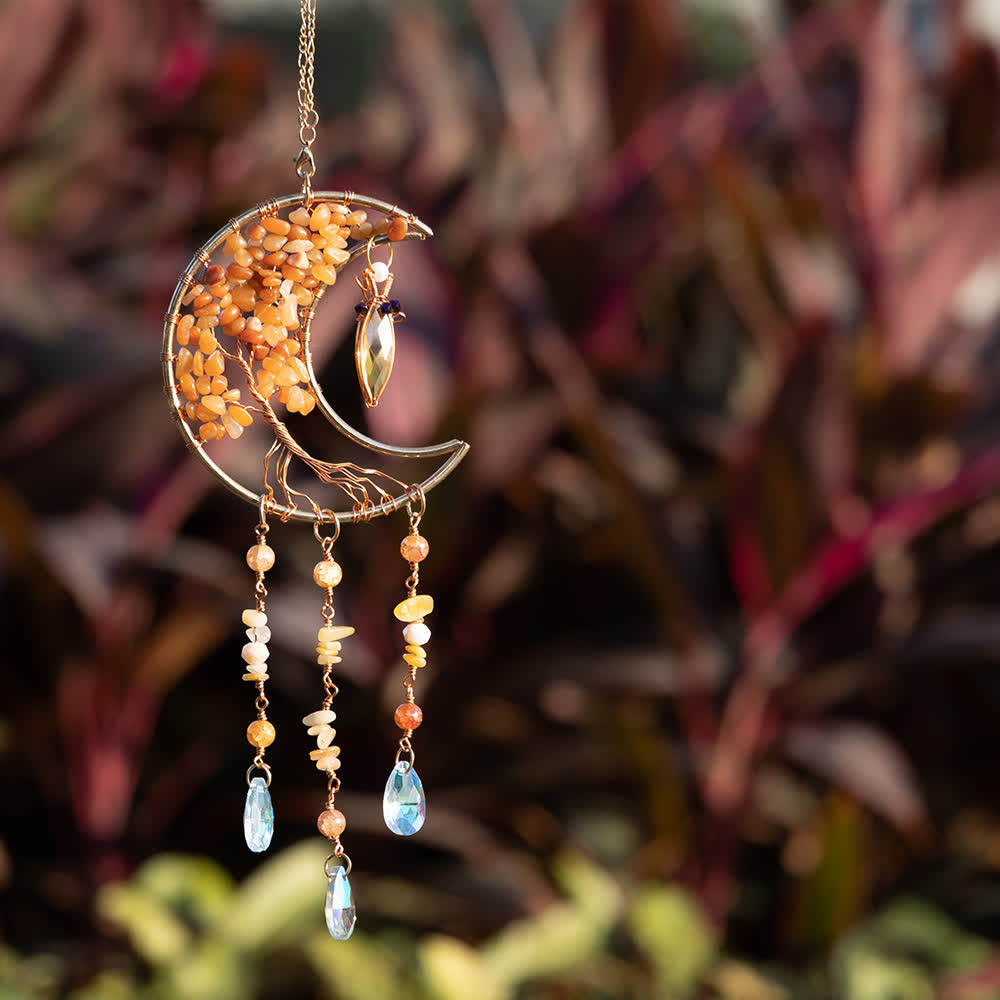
355,307,395,406
383,760,426,836
325,867,356,940
243,776,274,852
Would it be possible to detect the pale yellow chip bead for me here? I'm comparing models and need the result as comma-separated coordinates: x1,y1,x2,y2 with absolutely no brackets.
242,672,270,681
242,609,267,628
317,654,342,666
394,595,434,622
318,625,355,641
403,653,427,668
405,644,425,656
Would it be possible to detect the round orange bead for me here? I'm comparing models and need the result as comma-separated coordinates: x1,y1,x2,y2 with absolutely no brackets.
247,720,276,747
246,544,275,572
387,217,409,241
317,808,347,838
313,560,342,588
400,534,429,562
394,703,423,731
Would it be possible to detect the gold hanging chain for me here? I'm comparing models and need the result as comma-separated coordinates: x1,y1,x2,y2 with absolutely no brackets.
295,0,319,201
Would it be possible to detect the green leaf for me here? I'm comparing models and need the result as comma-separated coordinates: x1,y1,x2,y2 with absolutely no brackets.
421,936,508,1000
132,854,234,928
628,884,717,995
840,952,934,1000
303,930,416,1000
214,840,329,950
481,853,622,988
97,883,191,966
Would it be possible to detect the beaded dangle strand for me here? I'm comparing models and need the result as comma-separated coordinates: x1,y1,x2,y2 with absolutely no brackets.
383,486,431,836
305,517,357,939
242,501,277,852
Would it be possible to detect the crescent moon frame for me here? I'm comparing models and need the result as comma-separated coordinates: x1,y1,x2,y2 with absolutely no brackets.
162,191,469,524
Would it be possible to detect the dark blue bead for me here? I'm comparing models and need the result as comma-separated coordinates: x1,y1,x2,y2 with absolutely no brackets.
354,303,365,314
389,300,401,312
379,302,392,314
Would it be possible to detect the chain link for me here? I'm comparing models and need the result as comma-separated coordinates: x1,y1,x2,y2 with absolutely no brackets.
296,0,318,199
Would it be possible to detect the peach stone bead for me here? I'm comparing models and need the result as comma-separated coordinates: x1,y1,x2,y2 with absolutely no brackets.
179,374,197,400
247,720,276,747
394,595,434,621
310,202,331,230
229,404,253,427
262,216,290,235
201,395,225,415
387,217,409,241
318,625,355,641
313,560,343,587
289,207,312,226
400,534,429,562
312,263,337,284
394,703,423,731
317,808,346,839
203,264,225,285
222,413,244,439
247,544,275,572
175,347,193,376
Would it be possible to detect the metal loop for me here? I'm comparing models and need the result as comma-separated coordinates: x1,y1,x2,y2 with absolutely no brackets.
324,851,352,877
313,511,340,546
258,493,273,528
404,483,426,519
394,742,416,769
246,761,272,787
365,235,393,271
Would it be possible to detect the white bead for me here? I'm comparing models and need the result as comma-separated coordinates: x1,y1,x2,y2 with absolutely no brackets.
242,609,267,628
315,757,342,771
241,641,269,664
403,623,431,645
243,660,267,674
303,710,336,726
307,724,337,736
316,726,335,748
371,261,389,282
246,625,272,643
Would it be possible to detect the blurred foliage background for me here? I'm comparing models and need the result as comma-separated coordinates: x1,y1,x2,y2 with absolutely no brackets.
6,0,1000,996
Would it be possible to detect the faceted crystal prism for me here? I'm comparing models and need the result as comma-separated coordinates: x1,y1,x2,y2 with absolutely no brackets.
325,868,356,940
355,309,395,406
243,777,274,852
383,761,426,836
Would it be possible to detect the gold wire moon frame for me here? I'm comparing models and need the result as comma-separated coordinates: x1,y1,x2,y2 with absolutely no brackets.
162,191,469,524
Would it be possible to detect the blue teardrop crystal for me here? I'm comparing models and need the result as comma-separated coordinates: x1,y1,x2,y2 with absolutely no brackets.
383,761,426,836
243,776,274,852
325,868,356,940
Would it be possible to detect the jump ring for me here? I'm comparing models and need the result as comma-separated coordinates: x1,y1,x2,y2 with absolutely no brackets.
324,851,352,877
365,235,393,271
246,761,272,788
404,483,426,519
313,510,340,546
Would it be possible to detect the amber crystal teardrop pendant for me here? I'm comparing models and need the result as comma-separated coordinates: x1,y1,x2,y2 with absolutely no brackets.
353,238,405,406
